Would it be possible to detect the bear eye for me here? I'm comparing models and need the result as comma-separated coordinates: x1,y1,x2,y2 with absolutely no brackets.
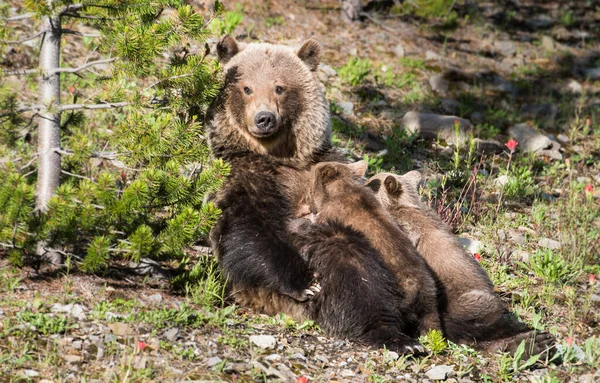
275,85,285,95
243,86,253,95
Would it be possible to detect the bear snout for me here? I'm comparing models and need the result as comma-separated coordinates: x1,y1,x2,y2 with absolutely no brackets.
253,111,277,135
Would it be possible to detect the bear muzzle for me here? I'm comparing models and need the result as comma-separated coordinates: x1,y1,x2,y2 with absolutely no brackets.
252,111,278,137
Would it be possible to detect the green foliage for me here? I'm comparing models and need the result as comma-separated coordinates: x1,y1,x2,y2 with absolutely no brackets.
17,312,69,335
0,1,230,273
210,3,243,36
420,329,447,355
338,57,373,86
521,249,582,285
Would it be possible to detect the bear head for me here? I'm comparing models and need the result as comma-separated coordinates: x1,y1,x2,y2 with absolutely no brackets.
366,171,423,209
207,36,331,166
309,161,368,212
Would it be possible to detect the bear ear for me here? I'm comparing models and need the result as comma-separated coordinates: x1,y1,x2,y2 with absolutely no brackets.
346,160,368,178
315,164,339,185
297,39,321,71
384,176,402,196
217,35,242,64
366,178,381,193
402,170,422,189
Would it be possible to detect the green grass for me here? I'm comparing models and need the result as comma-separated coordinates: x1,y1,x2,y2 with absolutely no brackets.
338,57,373,86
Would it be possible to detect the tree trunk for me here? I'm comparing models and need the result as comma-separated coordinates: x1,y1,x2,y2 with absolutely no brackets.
341,0,362,23
36,5,62,264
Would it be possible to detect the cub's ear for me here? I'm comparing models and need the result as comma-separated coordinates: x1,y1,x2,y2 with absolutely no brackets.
402,170,422,189
297,39,321,71
315,164,339,185
366,178,381,193
217,35,242,64
384,175,402,196
346,160,368,178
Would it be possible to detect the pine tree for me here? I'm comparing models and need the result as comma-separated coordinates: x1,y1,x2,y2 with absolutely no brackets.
0,0,229,271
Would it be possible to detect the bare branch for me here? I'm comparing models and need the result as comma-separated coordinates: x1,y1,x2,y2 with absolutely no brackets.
48,58,116,75
61,169,96,182
4,13,35,22
0,30,45,45
59,101,129,111
2,68,40,76
61,29,101,38
142,74,192,93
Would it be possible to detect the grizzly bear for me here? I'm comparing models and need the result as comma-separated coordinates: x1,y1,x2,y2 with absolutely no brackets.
206,36,414,349
304,162,442,335
366,171,556,356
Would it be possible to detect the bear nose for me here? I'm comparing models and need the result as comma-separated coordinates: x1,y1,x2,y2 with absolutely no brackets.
254,111,276,131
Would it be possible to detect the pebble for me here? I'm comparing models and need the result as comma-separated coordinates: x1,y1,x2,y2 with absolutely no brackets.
64,354,83,364
392,43,405,57
108,322,134,337
340,369,355,377
23,370,40,377
401,111,473,145
337,101,354,117
51,303,87,321
425,365,455,380
508,123,552,153
104,334,116,343
579,374,595,383
385,351,400,361
457,237,482,255
567,80,582,95
429,75,449,95
426,50,442,61
206,356,223,367
494,175,510,186
556,134,570,144
264,354,281,362
508,230,527,245
249,335,277,349
163,327,180,342
541,36,555,51
290,352,307,361
147,293,163,304
538,237,561,250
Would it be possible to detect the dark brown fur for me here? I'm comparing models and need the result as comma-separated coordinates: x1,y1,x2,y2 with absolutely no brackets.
367,171,556,357
307,162,442,335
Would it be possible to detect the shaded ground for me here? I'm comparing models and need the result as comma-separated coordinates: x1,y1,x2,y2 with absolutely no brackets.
1,0,600,382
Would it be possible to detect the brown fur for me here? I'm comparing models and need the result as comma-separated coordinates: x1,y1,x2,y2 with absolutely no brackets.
367,171,556,356
307,162,442,334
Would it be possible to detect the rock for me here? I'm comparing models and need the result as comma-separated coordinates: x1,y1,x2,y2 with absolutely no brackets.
556,134,569,144
223,362,252,373
108,322,134,337
206,356,222,368
470,111,484,124
508,230,527,245
426,50,442,61
556,344,585,361
337,101,354,117
314,354,330,365
494,175,510,186
457,237,481,255
104,334,117,343
249,335,277,349
519,103,559,127
508,123,552,153
147,293,162,304
23,370,40,378
64,354,83,363
578,374,595,383
264,354,281,362
51,303,87,320
385,351,400,361
541,36,555,51
567,80,582,95
163,328,179,342
392,43,405,57
584,68,600,81
290,352,307,361
512,250,530,262
440,99,461,114
72,340,83,350
474,138,503,154
401,112,473,145
341,369,355,377
319,63,337,78
525,15,553,30
487,75,516,95
127,258,169,279
494,40,516,56
429,75,449,95
426,365,455,380
538,238,561,250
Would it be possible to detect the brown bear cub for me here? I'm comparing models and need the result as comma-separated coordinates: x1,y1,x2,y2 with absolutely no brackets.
366,171,556,356
304,162,442,336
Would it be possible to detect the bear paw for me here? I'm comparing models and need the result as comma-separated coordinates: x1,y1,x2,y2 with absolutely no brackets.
490,330,556,360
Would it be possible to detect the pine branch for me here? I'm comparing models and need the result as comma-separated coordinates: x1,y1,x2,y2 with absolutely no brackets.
0,30,45,44
61,29,101,38
61,170,96,182
48,58,116,76
142,74,192,94
59,101,129,111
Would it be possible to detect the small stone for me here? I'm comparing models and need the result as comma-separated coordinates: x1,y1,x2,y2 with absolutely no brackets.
224,362,252,373
508,123,552,153
51,303,87,321
541,36,555,51
337,101,354,117
249,335,277,349
163,327,179,342
508,230,527,245
264,354,281,362
525,15,553,29
426,51,441,61
104,334,116,343
519,104,559,126
578,374,595,383
494,175,510,186
584,68,600,81
538,237,561,250
23,370,40,378
108,322,134,337
567,80,582,95
429,75,449,95
392,43,405,57
72,340,83,350
457,237,481,255
290,353,307,361
147,293,162,304
590,295,600,302
440,99,461,114
385,351,400,361
513,250,530,262
426,365,455,380
556,134,569,144
64,354,83,364
494,40,516,56
471,111,484,124
401,111,472,145
341,369,355,377
576,177,590,184
207,356,223,367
